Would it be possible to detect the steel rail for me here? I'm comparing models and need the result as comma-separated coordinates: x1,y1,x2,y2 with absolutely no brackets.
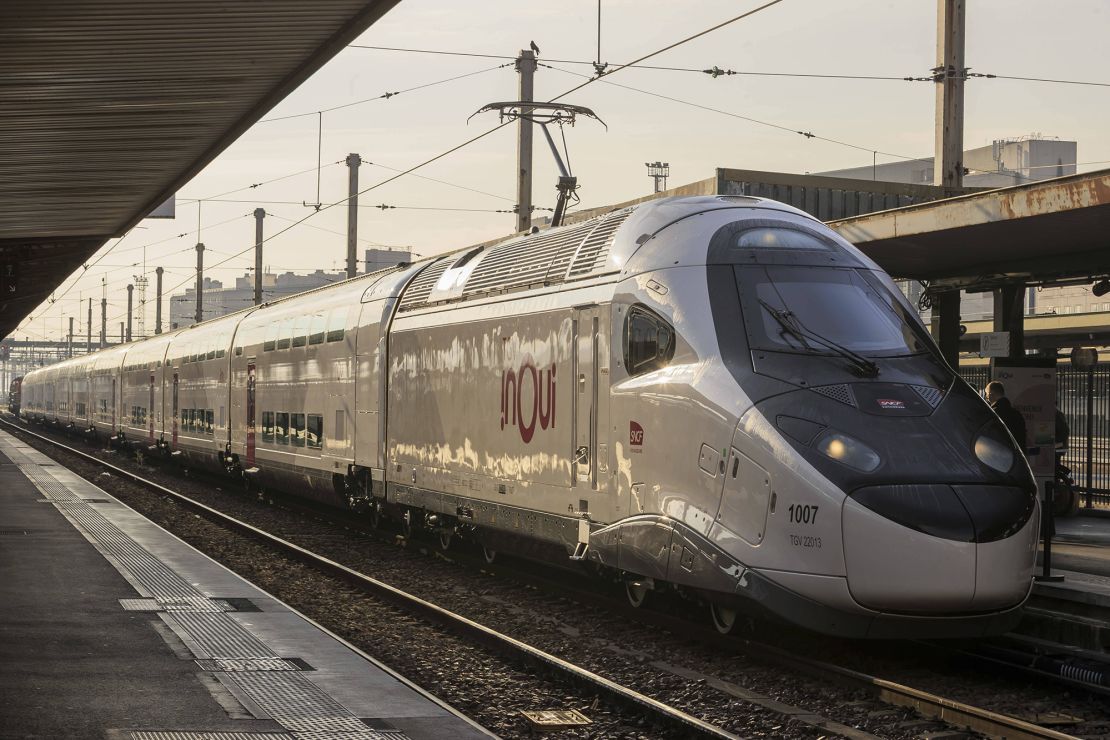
4,417,1081,740
1,418,741,740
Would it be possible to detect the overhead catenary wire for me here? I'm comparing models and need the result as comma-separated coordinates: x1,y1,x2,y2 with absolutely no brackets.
259,63,511,124
96,0,790,334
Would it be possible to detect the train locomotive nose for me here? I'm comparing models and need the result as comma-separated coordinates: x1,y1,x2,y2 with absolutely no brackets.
842,484,1038,613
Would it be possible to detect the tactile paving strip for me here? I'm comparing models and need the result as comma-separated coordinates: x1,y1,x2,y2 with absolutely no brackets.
196,658,302,672
224,673,376,734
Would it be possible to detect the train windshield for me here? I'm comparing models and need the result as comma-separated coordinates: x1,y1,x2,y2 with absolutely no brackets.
736,265,931,357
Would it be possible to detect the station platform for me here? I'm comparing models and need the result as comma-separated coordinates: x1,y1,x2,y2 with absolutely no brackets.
0,430,492,739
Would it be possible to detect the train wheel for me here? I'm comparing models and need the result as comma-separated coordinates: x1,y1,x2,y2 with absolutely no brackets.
482,545,497,564
438,529,453,551
710,603,738,635
625,579,651,609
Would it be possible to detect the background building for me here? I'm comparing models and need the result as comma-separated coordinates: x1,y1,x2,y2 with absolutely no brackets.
821,135,1105,323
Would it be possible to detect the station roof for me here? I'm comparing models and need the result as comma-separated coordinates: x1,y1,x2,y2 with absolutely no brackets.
829,169,1110,287
0,0,399,340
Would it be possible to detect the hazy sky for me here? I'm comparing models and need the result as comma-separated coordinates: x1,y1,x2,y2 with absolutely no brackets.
18,0,1110,341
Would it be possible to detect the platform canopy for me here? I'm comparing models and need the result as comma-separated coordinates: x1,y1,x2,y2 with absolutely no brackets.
829,169,1110,288
0,0,399,340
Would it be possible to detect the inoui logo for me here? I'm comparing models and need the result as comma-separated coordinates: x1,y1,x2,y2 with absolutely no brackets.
500,354,556,444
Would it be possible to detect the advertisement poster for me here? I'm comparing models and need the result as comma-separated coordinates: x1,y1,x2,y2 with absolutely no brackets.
992,358,1056,478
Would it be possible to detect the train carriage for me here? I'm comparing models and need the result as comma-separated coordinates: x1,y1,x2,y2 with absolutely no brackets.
20,195,1039,638
119,331,177,452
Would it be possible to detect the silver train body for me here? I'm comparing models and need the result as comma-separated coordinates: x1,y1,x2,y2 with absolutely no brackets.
21,196,1039,638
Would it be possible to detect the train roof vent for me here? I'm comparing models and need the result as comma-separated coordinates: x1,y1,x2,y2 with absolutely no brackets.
397,256,453,311
565,208,633,279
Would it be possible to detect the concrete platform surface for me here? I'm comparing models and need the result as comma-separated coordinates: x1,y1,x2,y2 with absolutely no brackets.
0,430,492,740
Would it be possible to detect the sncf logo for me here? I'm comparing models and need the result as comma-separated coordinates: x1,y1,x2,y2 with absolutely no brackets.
500,355,556,444
630,421,644,447
877,398,905,410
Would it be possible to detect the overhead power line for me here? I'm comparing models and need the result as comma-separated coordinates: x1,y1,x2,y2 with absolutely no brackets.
90,0,791,333
259,63,511,124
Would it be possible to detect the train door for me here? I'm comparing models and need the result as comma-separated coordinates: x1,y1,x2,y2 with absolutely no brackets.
246,361,256,466
171,372,179,446
573,306,603,491
148,373,155,441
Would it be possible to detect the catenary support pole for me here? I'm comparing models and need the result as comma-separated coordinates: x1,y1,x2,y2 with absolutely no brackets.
155,267,163,334
346,154,360,279
195,242,205,324
67,317,73,358
125,284,133,342
253,209,265,304
515,49,536,233
934,0,965,192
99,298,106,349
87,298,92,351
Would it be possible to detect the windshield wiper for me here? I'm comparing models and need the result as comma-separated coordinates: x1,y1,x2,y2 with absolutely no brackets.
758,300,880,378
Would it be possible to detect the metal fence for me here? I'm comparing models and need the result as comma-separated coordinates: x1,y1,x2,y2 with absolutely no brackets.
960,363,1110,507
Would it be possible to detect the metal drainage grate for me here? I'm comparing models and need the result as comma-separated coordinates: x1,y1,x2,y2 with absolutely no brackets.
129,733,292,740
195,658,303,672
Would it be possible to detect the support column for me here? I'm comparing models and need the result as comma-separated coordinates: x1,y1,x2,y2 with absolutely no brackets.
933,0,965,192
253,209,265,304
994,284,1026,358
68,317,74,358
125,284,134,342
194,242,205,324
99,298,107,349
345,154,360,279
515,49,536,233
155,266,163,334
87,298,92,352
934,290,961,368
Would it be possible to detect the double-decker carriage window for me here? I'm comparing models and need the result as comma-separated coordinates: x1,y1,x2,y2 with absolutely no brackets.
291,316,308,348
263,322,278,352
76,402,86,417
206,409,214,434
291,413,306,447
277,318,292,350
262,412,275,443
206,346,216,361
326,307,348,343
307,414,323,449
308,312,326,345
275,412,289,445
623,305,676,377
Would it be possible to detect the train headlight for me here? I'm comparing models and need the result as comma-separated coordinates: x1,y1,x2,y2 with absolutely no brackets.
973,433,1013,473
815,430,881,472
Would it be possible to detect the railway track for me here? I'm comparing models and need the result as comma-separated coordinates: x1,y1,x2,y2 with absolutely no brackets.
4,416,1089,740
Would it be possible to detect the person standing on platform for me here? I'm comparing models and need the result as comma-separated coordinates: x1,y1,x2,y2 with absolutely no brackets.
986,381,1027,451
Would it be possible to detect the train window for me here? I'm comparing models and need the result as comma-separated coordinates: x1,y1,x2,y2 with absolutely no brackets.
206,409,214,434
99,399,108,417
308,313,326,345
326,307,348,343
307,414,323,449
291,413,306,447
263,322,278,352
76,402,86,417
291,316,308,348
624,306,676,377
216,347,225,359
262,412,274,443
275,412,289,445
334,409,345,442
207,346,216,361
183,409,191,431
277,319,292,350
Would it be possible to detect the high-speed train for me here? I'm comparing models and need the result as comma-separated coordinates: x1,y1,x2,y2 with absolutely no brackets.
20,195,1038,638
